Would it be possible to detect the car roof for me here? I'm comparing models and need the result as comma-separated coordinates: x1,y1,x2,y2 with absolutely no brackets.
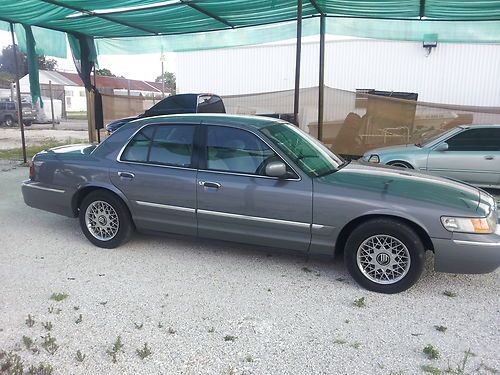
128,113,284,130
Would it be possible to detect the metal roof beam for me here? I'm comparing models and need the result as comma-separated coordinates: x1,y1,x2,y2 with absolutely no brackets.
39,0,160,35
180,0,235,29
419,0,426,19
309,0,325,16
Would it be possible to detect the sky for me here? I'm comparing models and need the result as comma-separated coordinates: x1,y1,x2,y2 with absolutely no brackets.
0,30,177,82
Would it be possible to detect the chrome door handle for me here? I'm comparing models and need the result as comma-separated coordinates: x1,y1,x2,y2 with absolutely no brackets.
118,171,135,179
484,156,494,160
199,181,221,189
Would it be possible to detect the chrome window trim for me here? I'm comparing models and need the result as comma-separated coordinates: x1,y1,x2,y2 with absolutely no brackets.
135,200,195,213
22,182,65,194
198,209,310,228
201,122,302,182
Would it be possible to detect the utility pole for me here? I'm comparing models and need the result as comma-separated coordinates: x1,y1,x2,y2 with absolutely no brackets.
160,53,165,98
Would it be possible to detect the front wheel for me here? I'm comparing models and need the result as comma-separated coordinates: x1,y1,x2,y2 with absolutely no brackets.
79,190,133,248
344,218,425,294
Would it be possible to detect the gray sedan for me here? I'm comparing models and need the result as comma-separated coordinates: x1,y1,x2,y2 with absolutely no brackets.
22,115,500,294
362,124,500,189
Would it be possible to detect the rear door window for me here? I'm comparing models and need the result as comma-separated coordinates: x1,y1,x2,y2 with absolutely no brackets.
446,128,500,151
121,124,195,167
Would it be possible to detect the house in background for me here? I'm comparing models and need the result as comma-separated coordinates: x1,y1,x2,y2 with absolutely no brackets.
19,70,166,113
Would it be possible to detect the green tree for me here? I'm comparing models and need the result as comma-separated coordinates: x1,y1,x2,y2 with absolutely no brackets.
0,45,58,80
155,71,176,94
95,68,116,77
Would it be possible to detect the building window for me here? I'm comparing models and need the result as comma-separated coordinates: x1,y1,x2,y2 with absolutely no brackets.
79,90,85,97
65,90,74,97
66,97,72,106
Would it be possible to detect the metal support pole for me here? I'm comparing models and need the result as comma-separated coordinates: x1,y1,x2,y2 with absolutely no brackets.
317,15,326,141
160,54,165,98
10,23,27,164
49,80,55,129
93,66,100,143
293,0,303,126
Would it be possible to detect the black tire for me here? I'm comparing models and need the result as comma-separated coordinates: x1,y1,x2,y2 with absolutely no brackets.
4,115,14,127
344,218,425,294
23,121,32,127
387,160,414,169
78,190,133,248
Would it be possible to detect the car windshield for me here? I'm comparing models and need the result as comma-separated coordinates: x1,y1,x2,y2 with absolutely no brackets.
415,128,457,147
260,122,344,177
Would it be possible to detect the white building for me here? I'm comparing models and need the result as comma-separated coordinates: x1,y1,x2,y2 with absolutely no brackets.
177,38,500,107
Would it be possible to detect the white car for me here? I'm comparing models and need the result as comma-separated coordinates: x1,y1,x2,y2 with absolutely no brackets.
362,125,500,189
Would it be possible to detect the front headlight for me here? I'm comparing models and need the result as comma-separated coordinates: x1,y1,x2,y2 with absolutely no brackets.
441,210,497,234
367,154,380,163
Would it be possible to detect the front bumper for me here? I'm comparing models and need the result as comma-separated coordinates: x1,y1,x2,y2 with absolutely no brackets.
433,229,500,274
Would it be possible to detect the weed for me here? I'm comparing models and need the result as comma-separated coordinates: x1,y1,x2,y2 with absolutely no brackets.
208,327,215,333
333,339,347,345
421,365,441,375
445,348,475,374
47,307,61,314
434,325,447,333
350,341,361,349
475,361,499,374
107,336,124,363
224,335,237,342
168,327,176,335
353,297,366,308
443,291,457,298
423,344,440,360
49,293,68,302
301,266,312,273
99,301,107,306
344,319,350,324
25,314,35,327
245,354,254,362
134,322,143,330
75,314,83,324
136,343,152,360
42,322,53,331
22,336,33,350
26,363,54,375
41,334,58,355
75,350,86,363
158,322,164,328
73,306,79,311
0,351,24,374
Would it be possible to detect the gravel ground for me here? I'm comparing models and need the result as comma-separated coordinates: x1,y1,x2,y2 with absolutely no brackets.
1,165,499,375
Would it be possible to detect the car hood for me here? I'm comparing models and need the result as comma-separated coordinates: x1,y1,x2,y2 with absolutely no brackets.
364,143,422,156
318,161,481,213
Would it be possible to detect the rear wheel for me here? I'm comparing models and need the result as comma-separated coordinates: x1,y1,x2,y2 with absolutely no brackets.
79,190,133,248
344,218,425,294
4,115,14,127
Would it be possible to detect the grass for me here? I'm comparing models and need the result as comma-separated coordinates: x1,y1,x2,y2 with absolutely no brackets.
41,321,53,331
224,335,237,342
423,344,440,360
49,293,68,302
136,343,152,360
353,297,366,308
28,363,54,374
134,322,143,330
75,314,83,324
421,365,442,374
107,336,124,363
66,111,87,120
333,339,347,345
22,336,33,350
0,139,87,161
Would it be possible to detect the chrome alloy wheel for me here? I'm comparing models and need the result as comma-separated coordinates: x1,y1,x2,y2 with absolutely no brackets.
85,201,119,241
356,235,411,284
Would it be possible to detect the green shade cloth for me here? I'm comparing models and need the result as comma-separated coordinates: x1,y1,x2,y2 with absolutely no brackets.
0,0,498,39
23,25,43,107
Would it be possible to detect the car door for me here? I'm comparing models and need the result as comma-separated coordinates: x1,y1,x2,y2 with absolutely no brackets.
196,124,313,252
426,127,500,186
110,123,198,235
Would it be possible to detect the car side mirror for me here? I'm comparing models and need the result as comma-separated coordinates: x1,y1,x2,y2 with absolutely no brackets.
435,142,449,152
265,161,287,178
